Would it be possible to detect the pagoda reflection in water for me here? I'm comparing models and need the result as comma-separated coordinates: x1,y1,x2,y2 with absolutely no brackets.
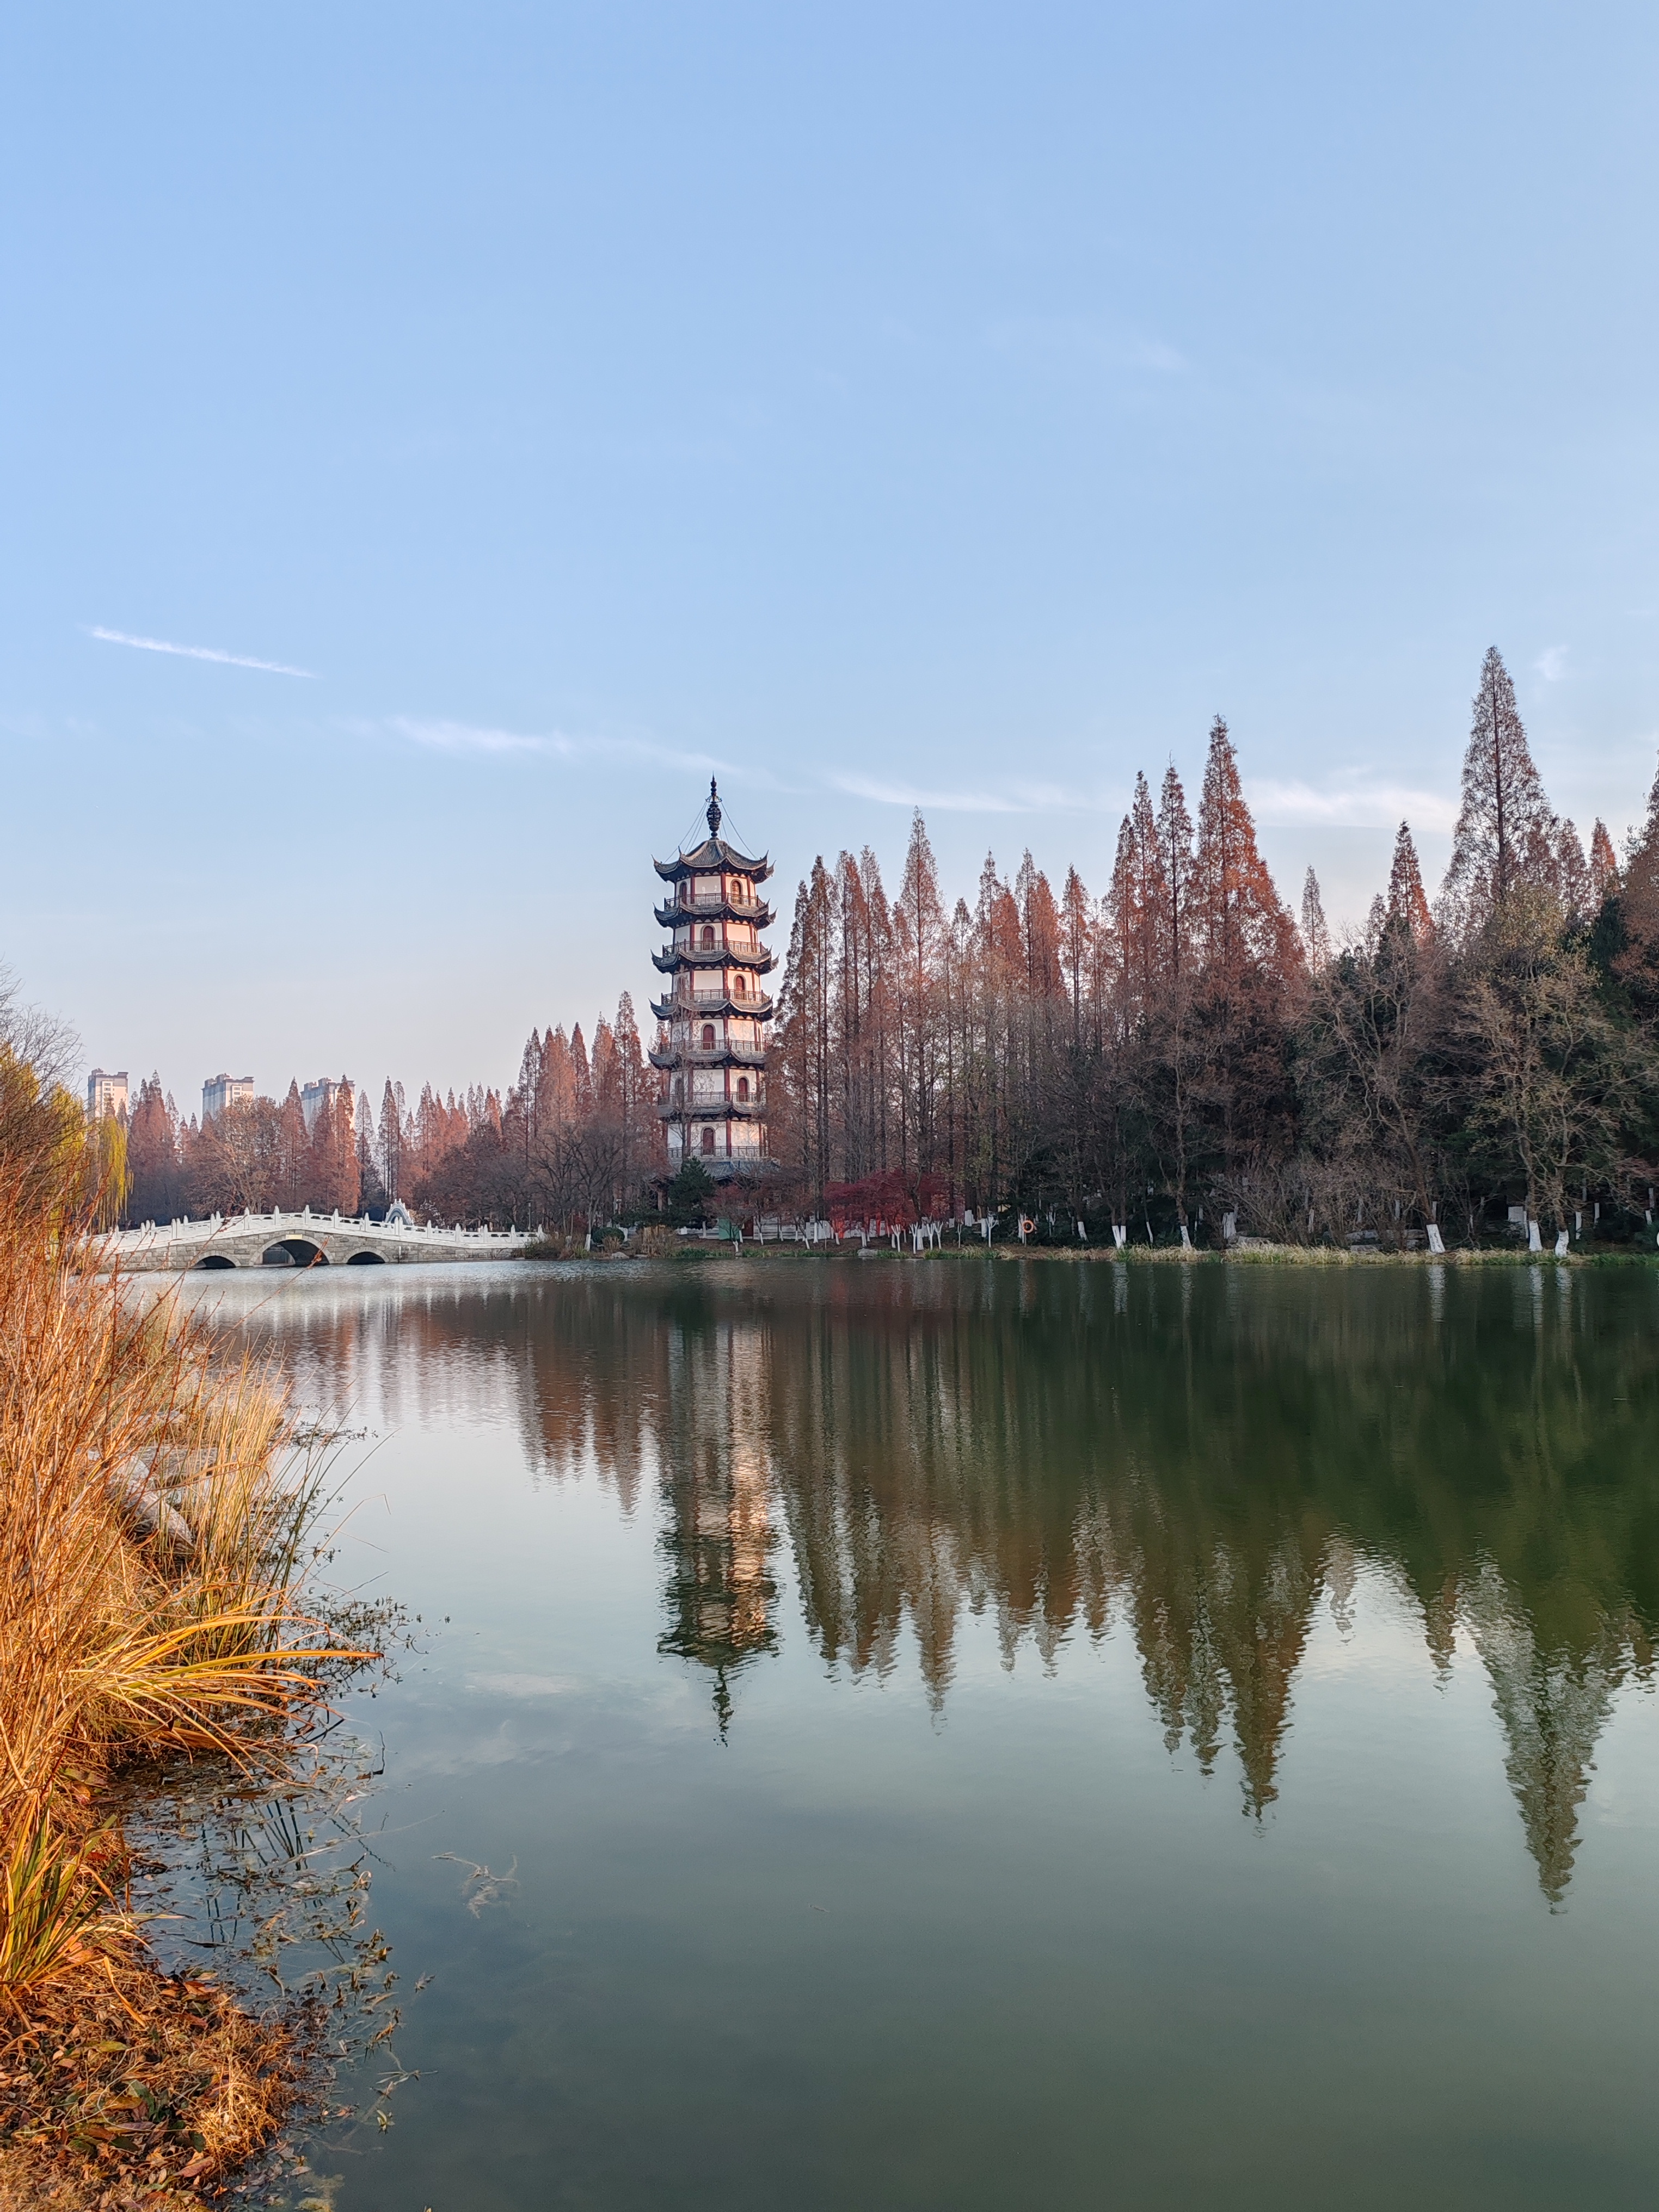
654,1315,779,1735
248,1261,1659,1902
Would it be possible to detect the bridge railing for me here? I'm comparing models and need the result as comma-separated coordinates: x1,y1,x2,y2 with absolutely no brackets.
94,1210,532,1254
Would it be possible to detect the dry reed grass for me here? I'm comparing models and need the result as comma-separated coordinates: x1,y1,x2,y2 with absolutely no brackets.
0,1044,370,2198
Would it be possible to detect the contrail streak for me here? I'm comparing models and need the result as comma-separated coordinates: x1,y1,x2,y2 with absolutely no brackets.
87,625,317,678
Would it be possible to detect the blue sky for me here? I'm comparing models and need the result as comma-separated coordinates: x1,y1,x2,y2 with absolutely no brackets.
4,3,1657,1108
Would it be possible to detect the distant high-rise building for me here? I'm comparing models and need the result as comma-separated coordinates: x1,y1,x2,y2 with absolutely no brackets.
201,1073,254,1122
649,780,774,1178
300,1077,355,1138
86,1068,128,1120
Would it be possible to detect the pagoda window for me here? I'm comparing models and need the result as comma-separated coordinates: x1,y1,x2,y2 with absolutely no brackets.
700,925,715,950
736,1077,749,1103
671,1078,683,1105
701,1126,715,1156
701,1023,715,1051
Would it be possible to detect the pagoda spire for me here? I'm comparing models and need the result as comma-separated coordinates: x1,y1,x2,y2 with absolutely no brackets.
706,778,722,837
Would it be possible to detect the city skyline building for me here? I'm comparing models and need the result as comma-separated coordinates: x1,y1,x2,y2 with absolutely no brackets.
201,1073,254,1123
300,1077,355,1138
85,1068,128,1121
649,781,774,1179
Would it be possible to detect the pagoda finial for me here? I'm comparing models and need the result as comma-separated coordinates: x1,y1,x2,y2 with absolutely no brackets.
706,778,722,837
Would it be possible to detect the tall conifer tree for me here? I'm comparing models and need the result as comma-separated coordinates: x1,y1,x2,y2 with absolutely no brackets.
1386,823,1434,945
1300,870,1330,972
1556,820,1590,923
1589,820,1620,906
1441,648,1556,935
378,1080,402,1201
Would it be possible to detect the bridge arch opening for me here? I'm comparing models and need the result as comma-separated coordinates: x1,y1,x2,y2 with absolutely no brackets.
262,1238,327,1268
345,1250,386,1265
193,1253,236,1270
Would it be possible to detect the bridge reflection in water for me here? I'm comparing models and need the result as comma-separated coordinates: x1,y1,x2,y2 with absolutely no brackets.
205,1257,1659,1906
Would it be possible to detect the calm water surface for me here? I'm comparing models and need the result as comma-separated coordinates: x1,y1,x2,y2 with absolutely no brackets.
184,1258,1659,2211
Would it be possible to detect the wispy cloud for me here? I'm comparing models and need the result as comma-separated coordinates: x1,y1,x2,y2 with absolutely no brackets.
1248,774,1457,834
1535,646,1568,682
831,771,1082,815
87,625,316,678
380,716,728,776
386,716,578,758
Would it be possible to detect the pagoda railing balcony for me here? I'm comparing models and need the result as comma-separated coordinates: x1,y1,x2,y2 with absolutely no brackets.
654,898,774,928
650,992,774,1022
648,1045,768,1070
653,941,775,972
655,1097,767,1121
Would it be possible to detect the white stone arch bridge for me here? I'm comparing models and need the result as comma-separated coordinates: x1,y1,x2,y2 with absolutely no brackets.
94,1209,531,1273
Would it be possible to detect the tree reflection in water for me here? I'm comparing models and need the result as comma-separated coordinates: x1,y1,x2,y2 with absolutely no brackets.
235,1259,1659,1903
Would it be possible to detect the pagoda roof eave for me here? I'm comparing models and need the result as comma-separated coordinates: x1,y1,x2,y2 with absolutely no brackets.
653,835,772,882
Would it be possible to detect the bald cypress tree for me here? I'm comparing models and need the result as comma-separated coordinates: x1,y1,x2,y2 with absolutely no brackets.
1192,717,1300,1187
1059,867,1091,1044
1589,820,1620,907
1556,820,1590,924
1300,870,1331,973
1156,765,1195,991
1440,648,1556,937
896,811,945,1181
1153,765,1197,1231
1110,773,1164,1018
1195,716,1292,979
1386,822,1434,945
377,1080,402,1202
1612,750,1659,1013
125,1076,179,1225
276,1081,308,1210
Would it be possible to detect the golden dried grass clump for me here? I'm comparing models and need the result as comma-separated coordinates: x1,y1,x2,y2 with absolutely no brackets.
0,1043,358,2197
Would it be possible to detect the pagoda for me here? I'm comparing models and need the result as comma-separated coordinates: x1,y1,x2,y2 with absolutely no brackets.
649,780,775,1179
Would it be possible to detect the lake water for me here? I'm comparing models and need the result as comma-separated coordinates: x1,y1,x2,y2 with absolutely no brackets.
183,1257,1659,2211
